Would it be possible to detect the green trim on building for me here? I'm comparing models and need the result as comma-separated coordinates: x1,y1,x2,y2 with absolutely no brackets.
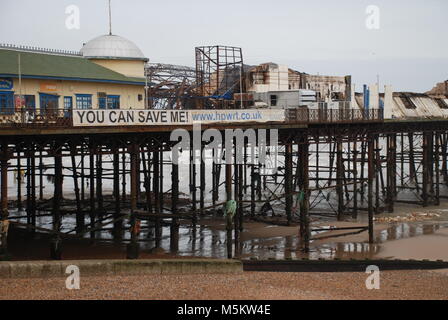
0,49,145,85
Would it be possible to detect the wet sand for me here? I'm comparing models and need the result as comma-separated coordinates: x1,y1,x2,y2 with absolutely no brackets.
1,270,447,300
376,228,448,261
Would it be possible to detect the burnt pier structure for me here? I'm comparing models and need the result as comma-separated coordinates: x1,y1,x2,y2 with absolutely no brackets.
1,108,448,260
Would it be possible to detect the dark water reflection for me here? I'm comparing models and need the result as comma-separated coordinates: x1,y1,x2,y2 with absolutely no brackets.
8,207,448,261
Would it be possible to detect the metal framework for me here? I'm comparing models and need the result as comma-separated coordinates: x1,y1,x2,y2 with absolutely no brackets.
1,117,448,261
195,45,244,108
145,63,197,110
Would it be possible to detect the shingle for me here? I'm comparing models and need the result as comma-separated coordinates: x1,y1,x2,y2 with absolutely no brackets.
0,49,145,85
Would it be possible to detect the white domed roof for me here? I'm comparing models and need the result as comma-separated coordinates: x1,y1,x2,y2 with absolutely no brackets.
81,34,148,61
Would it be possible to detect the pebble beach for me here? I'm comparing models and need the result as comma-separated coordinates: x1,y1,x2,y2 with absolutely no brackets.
1,270,447,300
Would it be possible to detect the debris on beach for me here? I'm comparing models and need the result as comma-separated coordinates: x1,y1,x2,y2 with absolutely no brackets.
374,212,441,223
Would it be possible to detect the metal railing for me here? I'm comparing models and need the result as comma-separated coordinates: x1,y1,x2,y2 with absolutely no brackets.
0,109,72,128
0,108,384,129
285,108,384,124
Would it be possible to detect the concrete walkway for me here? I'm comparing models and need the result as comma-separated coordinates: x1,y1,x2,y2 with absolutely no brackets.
0,259,243,279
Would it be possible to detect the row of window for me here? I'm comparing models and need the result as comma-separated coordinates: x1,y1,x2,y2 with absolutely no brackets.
0,92,120,115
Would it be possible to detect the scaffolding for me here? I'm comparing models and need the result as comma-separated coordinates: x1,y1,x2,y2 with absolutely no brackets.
145,63,197,109
195,46,244,108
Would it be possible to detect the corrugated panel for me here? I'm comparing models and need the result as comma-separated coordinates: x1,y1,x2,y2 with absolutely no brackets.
411,97,440,118
393,97,420,118
388,94,448,119
413,97,447,118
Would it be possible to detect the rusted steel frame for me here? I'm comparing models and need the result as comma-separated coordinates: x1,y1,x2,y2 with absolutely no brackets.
367,135,375,244
145,145,152,214
89,143,96,241
26,146,31,228
156,146,164,248
170,159,179,252
96,147,104,217
39,149,44,201
243,144,248,193
360,140,367,204
16,146,22,210
408,132,420,193
70,142,83,234
189,145,197,227
233,147,240,257
328,141,336,190
352,140,359,219
238,159,244,233
153,144,160,216
121,149,126,202
127,141,140,259
80,143,85,202
136,146,141,200
435,132,441,206
345,138,351,201
250,164,256,218
298,135,310,252
140,145,150,211
200,142,206,216
225,154,233,259
113,144,122,240
336,136,344,220
374,135,381,215
386,133,397,213
30,145,36,232
0,143,9,256
212,148,218,206
285,142,293,225
422,132,429,207
441,133,448,185
400,133,405,187
50,141,63,260
428,132,435,197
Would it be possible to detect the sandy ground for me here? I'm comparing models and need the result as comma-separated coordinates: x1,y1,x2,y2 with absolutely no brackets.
376,228,448,261
1,270,447,300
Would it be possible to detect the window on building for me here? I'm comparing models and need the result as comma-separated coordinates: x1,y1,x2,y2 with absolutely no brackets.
98,94,119,109
0,91,14,115
98,92,107,109
107,95,120,109
98,97,106,109
270,95,277,107
76,94,92,109
64,96,73,117
24,95,35,111
39,93,59,116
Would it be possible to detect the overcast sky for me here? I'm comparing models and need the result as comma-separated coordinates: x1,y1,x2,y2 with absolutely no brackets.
1,0,447,92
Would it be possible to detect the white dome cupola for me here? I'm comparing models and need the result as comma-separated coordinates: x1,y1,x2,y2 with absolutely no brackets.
80,34,148,62
79,1,148,78
80,34,147,78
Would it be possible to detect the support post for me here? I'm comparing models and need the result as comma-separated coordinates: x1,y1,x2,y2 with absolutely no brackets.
336,137,344,220
71,144,83,234
127,142,140,259
50,143,63,260
170,160,179,252
299,136,310,252
113,147,122,240
0,144,9,259
225,157,233,259
368,136,375,244
285,142,293,225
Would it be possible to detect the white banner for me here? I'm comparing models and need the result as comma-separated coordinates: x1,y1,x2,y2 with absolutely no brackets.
72,109,285,127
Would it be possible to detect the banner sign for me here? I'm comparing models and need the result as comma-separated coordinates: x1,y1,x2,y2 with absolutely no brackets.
72,109,285,127
39,82,58,92
0,78,13,90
